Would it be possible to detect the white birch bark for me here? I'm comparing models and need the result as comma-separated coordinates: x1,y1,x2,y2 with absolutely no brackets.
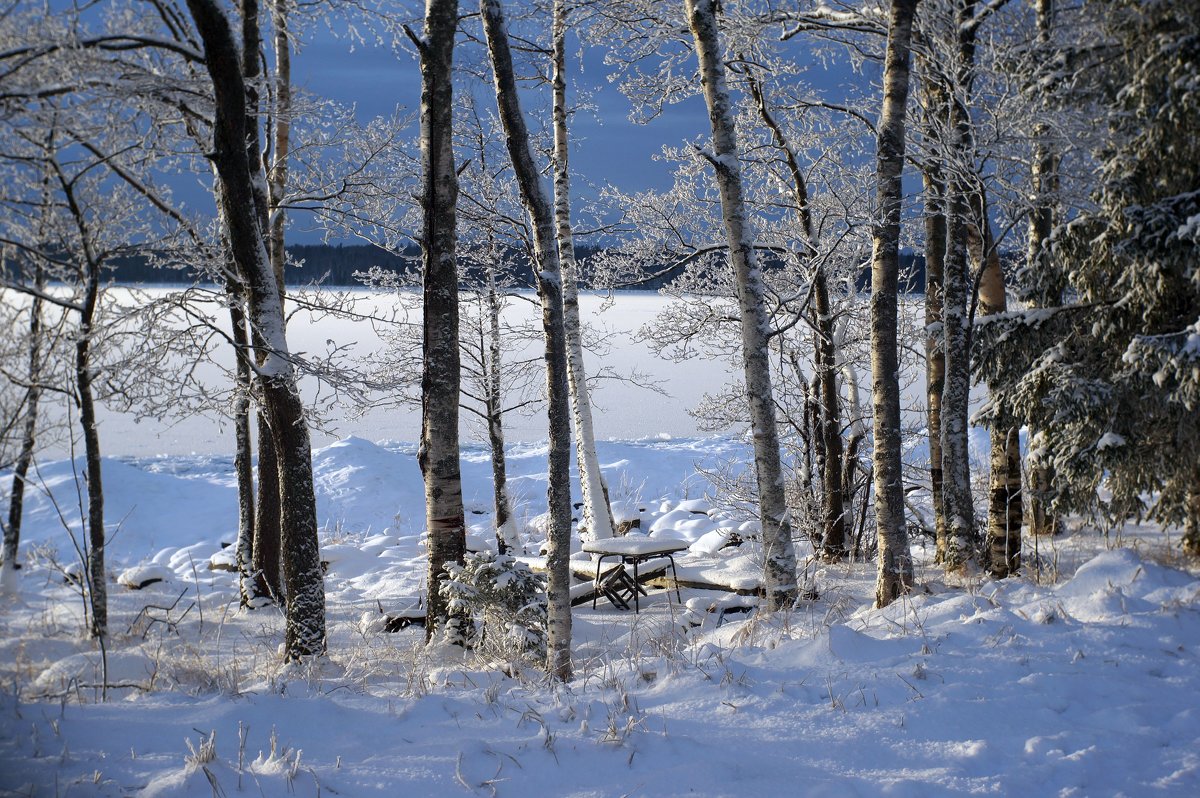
552,0,614,542
482,0,573,680
409,0,468,640
685,0,797,609
939,0,981,571
870,0,919,607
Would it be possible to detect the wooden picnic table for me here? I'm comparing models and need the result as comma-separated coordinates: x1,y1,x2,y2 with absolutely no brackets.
581,536,690,612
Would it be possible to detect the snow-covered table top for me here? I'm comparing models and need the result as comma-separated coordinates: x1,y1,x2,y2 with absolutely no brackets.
581,537,691,557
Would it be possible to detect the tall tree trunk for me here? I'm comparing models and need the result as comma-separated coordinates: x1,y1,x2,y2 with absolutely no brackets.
411,0,468,641
251,413,283,598
918,64,949,560
229,285,258,605
244,0,286,604
484,269,519,554
747,75,845,561
187,0,325,659
974,204,1023,577
482,0,573,679
268,0,291,284
813,274,846,560
552,0,613,542
686,0,797,609
77,261,106,637
1027,0,1061,538
939,0,980,572
3,261,44,575
922,172,947,561
870,0,919,607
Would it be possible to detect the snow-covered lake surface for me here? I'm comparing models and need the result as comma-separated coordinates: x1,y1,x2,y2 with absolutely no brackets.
34,286,933,458
2,433,1199,796
37,288,735,458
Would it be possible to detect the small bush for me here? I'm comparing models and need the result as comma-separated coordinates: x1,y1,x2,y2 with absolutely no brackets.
440,552,548,665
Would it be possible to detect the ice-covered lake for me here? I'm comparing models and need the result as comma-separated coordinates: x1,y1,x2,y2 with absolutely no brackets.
38,288,735,457
26,285,936,459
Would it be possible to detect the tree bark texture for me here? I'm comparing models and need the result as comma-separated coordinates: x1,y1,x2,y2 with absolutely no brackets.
938,0,981,571
686,0,797,609
187,0,325,659
78,256,106,638
918,64,949,561
483,0,573,680
485,272,519,554
3,263,44,571
922,170,947,561
229,286,258,605
870,0,919,607
1027,0,1061,539
552,0,614,542
414,0,468,641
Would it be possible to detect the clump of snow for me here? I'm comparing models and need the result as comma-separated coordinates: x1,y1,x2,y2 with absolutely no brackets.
117,564,173,590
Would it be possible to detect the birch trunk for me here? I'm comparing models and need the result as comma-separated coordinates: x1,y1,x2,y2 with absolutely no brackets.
686,0,797,609
413,0,467,640
484,271,519,554
74,241,106,637
939,0,980,571
3,260,43,575
482,0,573,679
922,172,947,561
940,185,974,568
229,286,258,605
244,0,285,603
975,210,1023,577
187,0,325,659
918,66,949,560
552,0,613,542
870,0,919,607
1027,0,1061,539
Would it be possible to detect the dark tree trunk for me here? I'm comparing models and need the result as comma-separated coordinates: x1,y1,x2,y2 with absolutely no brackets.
482,0,574,679
186,0,325,659
3,263,44,572
870,0,919,607
412,0,467,641
78,263,106,637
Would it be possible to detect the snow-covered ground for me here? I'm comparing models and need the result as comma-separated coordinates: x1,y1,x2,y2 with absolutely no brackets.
2,435,1199,797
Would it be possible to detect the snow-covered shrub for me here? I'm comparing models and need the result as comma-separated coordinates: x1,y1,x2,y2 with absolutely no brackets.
439,552,547,665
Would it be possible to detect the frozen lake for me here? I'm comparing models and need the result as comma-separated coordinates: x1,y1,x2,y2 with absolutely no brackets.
20,286,941,459
34,288,735,458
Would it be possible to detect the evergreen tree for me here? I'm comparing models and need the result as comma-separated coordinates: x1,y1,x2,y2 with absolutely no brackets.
980,0,1200,550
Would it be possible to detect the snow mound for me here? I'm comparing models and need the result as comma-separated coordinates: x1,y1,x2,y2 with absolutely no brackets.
118,564,173,589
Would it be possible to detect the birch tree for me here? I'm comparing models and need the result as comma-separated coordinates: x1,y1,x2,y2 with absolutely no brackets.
405,0,468,640
870,0,919,606
481,0,573,679
685,0,797,609
552,0,614,542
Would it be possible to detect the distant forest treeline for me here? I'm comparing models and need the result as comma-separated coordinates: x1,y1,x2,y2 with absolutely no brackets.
76,244,928,292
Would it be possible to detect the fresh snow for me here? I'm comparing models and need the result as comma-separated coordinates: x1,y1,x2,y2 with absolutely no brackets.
2,434,1199,797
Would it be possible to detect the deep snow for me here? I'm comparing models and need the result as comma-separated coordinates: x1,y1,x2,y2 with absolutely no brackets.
2,434,1199,797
